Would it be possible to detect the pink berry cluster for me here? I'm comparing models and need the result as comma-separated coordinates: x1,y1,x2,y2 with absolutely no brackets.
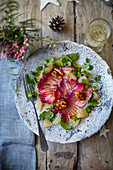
13,39,30,60
0,39,30,60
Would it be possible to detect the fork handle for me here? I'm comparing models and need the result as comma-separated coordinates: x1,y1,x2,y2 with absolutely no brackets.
33,102,49,152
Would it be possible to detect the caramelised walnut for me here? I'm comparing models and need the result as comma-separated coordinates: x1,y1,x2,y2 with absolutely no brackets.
56,98,67,109
75,92,86,100
51,68,64,79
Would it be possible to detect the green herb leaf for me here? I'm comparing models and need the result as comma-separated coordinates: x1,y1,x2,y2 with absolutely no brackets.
89,101,102,107
72,67,82,78
42,72,45,76
72,68,77,76
28,92,33,98
37,93,40,98
86,58,89,63
46,104,56,111
67,53,79,62
44,64,47,68
43,59,47,64
61,55,72,66
84,63,93,71
39,111,54,121
89,80,95,83
66,61,72,66
60,120,72,130
54,63,61,68
85,84,93,88
88,65,93,70
82,71,92,77
82,79,89,84
84,99,102,113
36,66,42,73
61,53,79,67
48,57,54,63
72,116,79,121
85,106,91,113
94,75,101,82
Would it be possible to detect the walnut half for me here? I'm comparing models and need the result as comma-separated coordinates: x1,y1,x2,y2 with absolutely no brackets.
51,68,64,79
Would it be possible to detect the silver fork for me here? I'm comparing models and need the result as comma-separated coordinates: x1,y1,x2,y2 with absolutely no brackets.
23,76,48,152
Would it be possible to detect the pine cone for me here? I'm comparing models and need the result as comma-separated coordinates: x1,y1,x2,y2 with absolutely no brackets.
49,16,65,32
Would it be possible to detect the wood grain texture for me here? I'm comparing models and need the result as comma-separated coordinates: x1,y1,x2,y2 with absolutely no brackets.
35,137,47,170
41,0,75,44
18,0,42,50
76,0,113,169
47,142,77,170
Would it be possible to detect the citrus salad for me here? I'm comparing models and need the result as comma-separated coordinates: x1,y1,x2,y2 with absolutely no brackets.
25,53,102,129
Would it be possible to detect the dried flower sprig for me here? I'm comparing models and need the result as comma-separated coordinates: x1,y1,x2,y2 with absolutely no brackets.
0,0,58,89
0,0,58,61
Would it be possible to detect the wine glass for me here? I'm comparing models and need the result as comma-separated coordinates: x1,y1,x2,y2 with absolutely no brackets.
84,18,111,53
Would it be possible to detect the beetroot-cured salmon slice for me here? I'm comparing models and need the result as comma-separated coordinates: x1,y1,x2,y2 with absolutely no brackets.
37,67,75,104
38,84,60,104
59,79,77,98
62,66,75,79
56,87,93,122
38,70,59,89
38,70,61,104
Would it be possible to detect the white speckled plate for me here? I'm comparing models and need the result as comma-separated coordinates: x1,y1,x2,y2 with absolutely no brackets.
15,41,113,143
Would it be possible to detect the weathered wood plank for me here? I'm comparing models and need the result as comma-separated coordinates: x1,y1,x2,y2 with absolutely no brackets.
41,0,75,44
41,1,77,170
35,137,47,170
18,0,42,50
47,142,77,170
76,0,113,169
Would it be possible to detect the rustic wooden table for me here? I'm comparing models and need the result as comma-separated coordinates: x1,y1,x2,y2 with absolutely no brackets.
18,0,113,169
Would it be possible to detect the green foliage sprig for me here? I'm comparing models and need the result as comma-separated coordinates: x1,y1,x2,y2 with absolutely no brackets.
0,0,58,89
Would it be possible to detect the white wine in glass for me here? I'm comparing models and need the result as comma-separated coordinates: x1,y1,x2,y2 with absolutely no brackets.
85,18,111,52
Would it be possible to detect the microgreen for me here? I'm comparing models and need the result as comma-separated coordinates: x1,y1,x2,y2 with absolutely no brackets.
60,120,72,130
85,84,93,88
72,68,77,76
72,67,82,78
42,72,45,76
39,104,56,121
39,111,54,121
66,53,79,62
89,80,95,83
94,75,101,82
86,58,89,63
81,71,92,77
43,59,47,64
48,57,54,63
61,53,79,67
73,116,79,121
46,104,56,111
28,92,34,98
94,75,101,88
66,61,72,66
84,63,93,71
84,97,102,113
36,66,42,73
82,79,89,84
